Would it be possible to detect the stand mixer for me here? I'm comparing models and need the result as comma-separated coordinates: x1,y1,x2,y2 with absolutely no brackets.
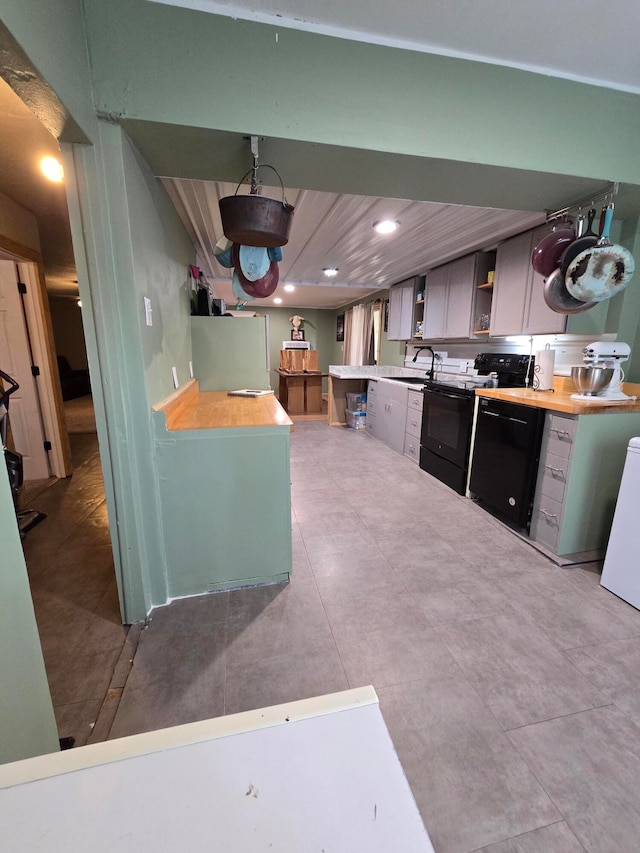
570,341,637,402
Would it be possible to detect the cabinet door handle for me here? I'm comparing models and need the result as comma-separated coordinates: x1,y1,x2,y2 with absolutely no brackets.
545,465,565,477
410,419,419,428
540,508,558,520
550,428,570,437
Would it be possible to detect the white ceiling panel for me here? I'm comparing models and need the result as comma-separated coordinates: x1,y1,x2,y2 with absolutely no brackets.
162,176,544,309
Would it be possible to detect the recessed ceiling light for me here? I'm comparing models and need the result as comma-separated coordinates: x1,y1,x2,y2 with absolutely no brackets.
273,297,283,304
373,220,399,235
40,156,64,182
284,284,295,292
323,267,339,277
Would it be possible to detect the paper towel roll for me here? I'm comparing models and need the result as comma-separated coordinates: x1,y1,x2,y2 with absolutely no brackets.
534,348,555,391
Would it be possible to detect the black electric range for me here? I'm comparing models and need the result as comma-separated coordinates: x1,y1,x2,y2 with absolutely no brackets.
419,353,534,494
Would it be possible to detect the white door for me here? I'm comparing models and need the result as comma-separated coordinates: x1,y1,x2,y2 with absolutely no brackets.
0,260,50,479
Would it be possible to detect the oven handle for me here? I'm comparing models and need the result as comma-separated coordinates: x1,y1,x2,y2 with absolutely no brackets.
426,390,471,402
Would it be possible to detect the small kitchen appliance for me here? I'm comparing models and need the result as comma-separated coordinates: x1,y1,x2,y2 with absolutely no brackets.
570,341,636,402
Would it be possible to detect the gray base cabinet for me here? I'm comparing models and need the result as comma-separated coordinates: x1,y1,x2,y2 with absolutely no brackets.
366,380,408,454
531,409,640,557
404,390,423,463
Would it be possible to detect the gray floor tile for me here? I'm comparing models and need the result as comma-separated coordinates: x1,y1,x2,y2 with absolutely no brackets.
378,676,560,853
322,587,431,637
563,636,640,727
438,612,609,730
474,821,586,852
109,624,228,738
509,706,640,853
413,576,514,626
148,589,230,633
224,639,349,715
334,620,462,690
506,583,640,650
312,554,399,600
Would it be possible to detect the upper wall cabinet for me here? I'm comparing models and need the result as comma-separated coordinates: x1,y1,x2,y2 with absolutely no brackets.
423,252,495,340
387,276,421,340
491,227,567,337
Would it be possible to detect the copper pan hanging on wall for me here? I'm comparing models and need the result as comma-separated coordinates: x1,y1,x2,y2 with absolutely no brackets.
219,164,294,248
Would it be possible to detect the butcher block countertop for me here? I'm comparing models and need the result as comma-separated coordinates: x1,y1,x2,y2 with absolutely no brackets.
153,379,293,431
476,376,640,415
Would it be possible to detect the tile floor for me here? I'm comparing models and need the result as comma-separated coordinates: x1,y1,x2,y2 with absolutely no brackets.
23,422,640,852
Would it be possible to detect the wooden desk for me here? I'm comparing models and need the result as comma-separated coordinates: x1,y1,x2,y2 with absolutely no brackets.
277,369,327,414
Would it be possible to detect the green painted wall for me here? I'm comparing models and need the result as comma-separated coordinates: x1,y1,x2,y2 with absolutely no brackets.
0,0,96,141
0,464,59,764
257,307,335,391
83,0,640,185
122,134,194,402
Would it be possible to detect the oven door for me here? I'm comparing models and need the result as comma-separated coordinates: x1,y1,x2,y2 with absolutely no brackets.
421,388,473,468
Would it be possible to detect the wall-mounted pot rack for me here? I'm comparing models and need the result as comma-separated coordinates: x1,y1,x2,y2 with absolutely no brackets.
546,181,618,223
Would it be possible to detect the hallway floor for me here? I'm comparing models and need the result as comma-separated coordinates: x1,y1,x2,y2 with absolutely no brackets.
25,423,640,852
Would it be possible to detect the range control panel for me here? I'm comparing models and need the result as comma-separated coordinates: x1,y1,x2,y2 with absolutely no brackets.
474,352,534,387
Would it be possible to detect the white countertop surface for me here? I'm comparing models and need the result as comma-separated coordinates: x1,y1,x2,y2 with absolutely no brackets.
0,687,434,853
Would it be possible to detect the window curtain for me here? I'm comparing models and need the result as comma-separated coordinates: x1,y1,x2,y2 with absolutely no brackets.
343,302,376,366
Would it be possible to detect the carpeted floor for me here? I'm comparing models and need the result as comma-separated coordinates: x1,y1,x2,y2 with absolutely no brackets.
64,394,97,434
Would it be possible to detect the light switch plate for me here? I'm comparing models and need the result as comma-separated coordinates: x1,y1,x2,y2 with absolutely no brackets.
144,296,152,326
189,361,193,379
172,366,179,389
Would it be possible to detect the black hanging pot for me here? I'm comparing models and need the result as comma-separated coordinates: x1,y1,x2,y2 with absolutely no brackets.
219,164,294,248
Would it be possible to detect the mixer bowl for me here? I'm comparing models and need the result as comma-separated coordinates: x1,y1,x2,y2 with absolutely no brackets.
571,365,614,395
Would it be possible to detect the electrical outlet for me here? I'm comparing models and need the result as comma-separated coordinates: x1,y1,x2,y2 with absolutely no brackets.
172,366,179,389
460,361,468,373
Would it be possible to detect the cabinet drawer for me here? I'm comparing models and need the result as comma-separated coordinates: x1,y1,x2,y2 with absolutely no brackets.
539,452,569,503
405,410,422,438
407,390,424,412
367,380,378,396
547,414,576,459
531,495,563,553
367,394,377,414
365,412,377,436
404,433,420,462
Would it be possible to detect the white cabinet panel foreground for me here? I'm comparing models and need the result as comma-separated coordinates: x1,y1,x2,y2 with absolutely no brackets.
0,686,434,852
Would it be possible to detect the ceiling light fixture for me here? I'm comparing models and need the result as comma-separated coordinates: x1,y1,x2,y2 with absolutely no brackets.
373,220,399,235
40,156,64,182
323,267,339,277
284,284,295,292
273,297,283,304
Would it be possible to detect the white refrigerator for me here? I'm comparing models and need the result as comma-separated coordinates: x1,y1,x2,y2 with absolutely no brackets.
191,316,271,391
600,436,640,608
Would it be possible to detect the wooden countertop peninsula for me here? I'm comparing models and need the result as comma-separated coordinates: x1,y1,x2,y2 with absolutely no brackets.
475,376,640,415
153,379,294,431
